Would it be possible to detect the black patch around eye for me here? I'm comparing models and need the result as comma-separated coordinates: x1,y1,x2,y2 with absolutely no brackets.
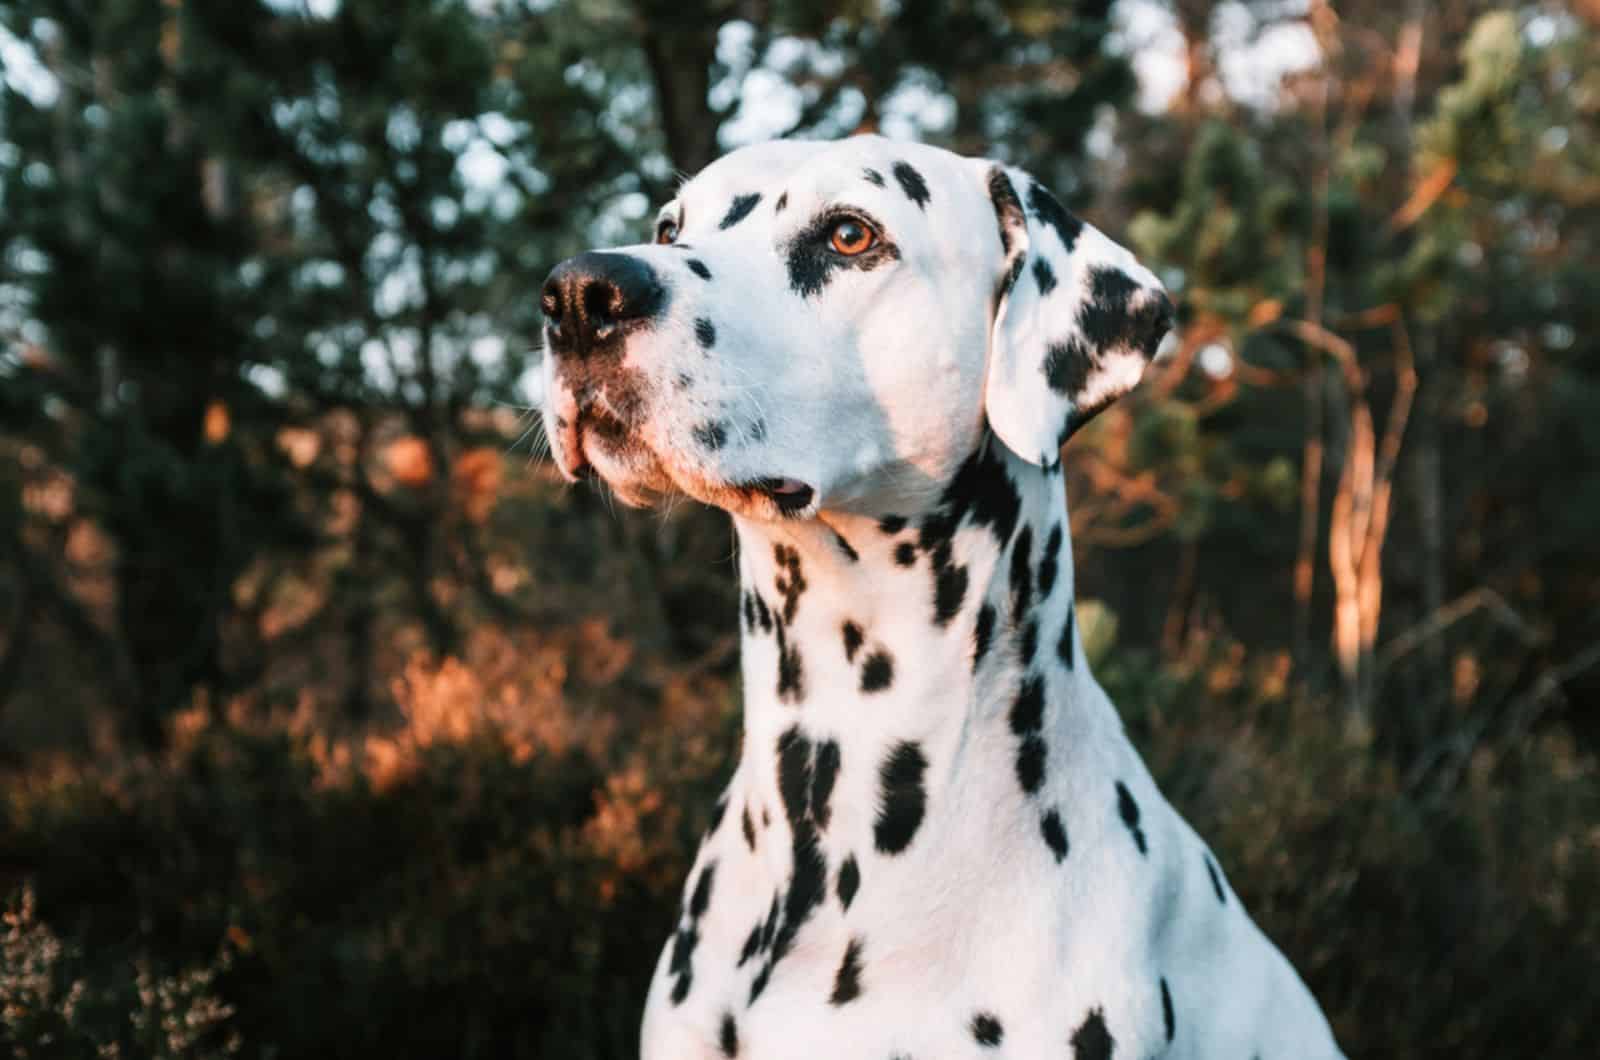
687,258,712,280
775,191,788,213
829,937,864,1005
1033,256,1057,295
892,161,930,209
786,211,901,298
860,649,893,693
842,621,864,662
863,167,885,187
1116,780,1148,855
694,421,728,451
720,1012,739,1057
972,603,996,672
1026,180,1083,253
719,192,762,229
1070,1007,1114,1060
971,1012,1004,1047
837,853,860,910
873,741,928,855
1041,808,1069,862
894,542,917,567
1160,977,1176,1041
695,317,716,349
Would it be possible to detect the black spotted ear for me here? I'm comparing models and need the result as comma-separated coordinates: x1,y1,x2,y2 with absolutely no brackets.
981,164,1174,466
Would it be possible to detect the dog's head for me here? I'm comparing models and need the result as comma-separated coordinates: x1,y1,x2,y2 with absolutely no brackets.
539,135,1171,518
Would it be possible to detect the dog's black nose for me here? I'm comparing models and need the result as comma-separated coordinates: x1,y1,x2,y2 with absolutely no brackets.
541,252,664,357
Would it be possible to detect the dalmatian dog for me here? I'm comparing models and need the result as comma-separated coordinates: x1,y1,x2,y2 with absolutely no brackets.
539,135,1343,1060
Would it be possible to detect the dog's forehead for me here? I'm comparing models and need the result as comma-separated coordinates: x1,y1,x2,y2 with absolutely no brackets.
671,136,977,224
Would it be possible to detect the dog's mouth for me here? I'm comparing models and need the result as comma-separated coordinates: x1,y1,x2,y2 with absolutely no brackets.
562,420,817,520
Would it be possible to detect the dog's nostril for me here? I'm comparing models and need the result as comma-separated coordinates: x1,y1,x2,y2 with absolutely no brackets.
540,285,562,323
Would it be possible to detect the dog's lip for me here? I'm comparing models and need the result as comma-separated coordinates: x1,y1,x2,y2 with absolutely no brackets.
743,477,816,517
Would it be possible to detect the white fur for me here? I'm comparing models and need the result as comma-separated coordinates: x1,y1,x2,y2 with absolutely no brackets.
540,136,1343,1060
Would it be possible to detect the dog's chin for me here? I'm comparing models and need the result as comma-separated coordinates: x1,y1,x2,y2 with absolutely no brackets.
583,438,817,521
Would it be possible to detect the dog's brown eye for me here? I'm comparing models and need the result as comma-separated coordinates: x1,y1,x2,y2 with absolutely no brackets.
655,220,679,245
829,219,875,256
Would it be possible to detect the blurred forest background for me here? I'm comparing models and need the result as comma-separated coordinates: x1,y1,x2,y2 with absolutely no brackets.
1,0,1597,1057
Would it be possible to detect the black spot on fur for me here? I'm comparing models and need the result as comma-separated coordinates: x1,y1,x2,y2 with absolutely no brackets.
668,859,717,1005
863,167,885,187
934,563,969,626
694,421,728,451
892,161,930,209
689,861,716,918
742,592,757,634
1057,606,1075,668
687,258,712,280
1041,808,1069,863
810,740,840,831
750,418,767,442
786,209,901,298
773,544,807,624
987,167,1026,258
837,854,860,911
832,529,860,562
1044,335,1093,397
879,514,907,534
1161,977,1175,1042
742,805,756,850
894,542,917,567
842,621,864,662
738,921,761,967
971,1012,1004,1047
873,741,928,855
1027,180,1083,253
1033,256,1058,295
1009,526,1034,623
775,191,788,213
695,317,717,349
1080,267,1173,360
1016,734,1047,795
1010,674,1046,736
830,937,865,1005
1204,852,1227,904
1070,1007,1114,1060
777,727,813,828
1038,524,1063,599
720,1011,739,1057
860,649,894,693
1116,780,1147,855
675,371,694,390
1019,619,1039,665
973,604,997,672
719,192,762,230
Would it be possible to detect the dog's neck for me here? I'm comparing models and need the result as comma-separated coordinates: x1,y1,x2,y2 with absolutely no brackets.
728,438,1100,870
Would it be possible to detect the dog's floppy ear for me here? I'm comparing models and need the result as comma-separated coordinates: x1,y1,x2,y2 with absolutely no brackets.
981,164,1174,466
